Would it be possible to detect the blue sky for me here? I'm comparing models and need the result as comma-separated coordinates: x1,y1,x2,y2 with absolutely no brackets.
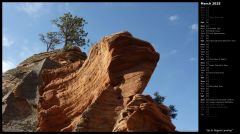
2,2,198,131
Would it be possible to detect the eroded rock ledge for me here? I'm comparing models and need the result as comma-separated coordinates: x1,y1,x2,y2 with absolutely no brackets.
2,31,175,132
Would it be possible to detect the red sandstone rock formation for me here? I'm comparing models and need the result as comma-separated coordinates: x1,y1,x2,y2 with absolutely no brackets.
2,31,175,132
113,94,175,132
2,47,86,132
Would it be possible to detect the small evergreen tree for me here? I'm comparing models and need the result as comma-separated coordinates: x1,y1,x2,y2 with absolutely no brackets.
39,32,60,52
153,91,178,119
153,92,165,104
169,105,177,119
52,12,89,49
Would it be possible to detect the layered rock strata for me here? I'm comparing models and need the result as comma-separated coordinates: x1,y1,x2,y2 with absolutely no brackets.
2,31,175,132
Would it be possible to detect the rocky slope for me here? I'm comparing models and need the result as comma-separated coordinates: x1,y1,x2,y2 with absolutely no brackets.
2,47,86,132
2,31,175,132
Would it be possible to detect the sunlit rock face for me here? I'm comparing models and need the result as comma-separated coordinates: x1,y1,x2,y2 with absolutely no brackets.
2,31,175,132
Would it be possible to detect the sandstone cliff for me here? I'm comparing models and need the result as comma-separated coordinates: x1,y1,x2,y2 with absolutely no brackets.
2,31,175,132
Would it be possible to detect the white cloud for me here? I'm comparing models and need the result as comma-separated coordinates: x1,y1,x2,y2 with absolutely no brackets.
3,35,14,47
189,57,196,61
2,60,15,73
169,49,178,55
18,3,43,16
190,24,198,31
169,15,179,21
